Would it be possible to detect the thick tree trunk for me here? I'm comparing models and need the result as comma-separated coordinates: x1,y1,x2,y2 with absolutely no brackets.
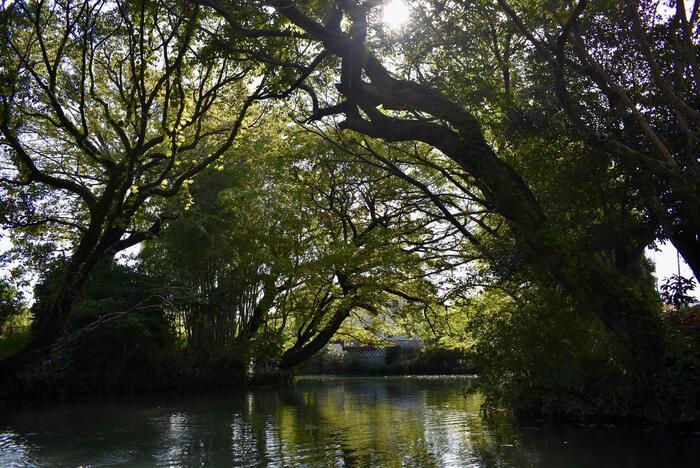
663,206,700,281
644,180,700,281
671,230,700,282
279,306,352,369
251,0,667,353
339,97,664,360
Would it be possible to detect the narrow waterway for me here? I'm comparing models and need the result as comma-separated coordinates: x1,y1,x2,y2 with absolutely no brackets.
1,376,698,467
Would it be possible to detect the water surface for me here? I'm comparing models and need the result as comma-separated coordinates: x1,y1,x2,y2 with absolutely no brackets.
1,375,698,467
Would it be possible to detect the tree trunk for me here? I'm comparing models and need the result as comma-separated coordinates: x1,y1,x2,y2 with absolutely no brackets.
0,227,125,379
253,0,667,356
339,98,664,360
662,205,700,281
279,306,352,369
671,230,700,282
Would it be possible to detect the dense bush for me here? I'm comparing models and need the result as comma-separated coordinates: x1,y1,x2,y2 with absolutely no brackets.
5,261,291,396
0,279,29,361
467,287,700,424
0,278,23,332
15,262,175,393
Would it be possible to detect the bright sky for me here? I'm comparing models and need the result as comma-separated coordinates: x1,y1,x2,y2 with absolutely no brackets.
383,0,410,30
646,241,698,299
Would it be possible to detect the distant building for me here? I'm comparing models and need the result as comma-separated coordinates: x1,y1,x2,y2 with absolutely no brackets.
330,336,424,366
326,299,425,365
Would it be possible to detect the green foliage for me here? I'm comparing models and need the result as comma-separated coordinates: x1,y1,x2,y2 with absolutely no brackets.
0,327,30,362
27,261,175,388
468,288,621,418
0,278,30,360
0,277,23,332
140,128,301,362
388,346,477,375
69,263,173,374
0,0,252,269
660,275,698,308
467,285,700,423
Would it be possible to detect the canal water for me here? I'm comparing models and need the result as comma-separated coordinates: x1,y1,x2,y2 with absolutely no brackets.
1,375,698,467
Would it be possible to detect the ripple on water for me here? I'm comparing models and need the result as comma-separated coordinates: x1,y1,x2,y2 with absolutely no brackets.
1,378,700,467
0,432,37,467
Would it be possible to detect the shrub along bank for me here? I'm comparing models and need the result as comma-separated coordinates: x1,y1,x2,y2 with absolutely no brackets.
297,346,478,376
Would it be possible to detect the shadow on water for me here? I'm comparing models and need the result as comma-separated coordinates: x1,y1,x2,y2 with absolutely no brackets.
1,375,698,467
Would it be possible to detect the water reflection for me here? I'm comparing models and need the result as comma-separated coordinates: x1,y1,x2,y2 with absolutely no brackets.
0,376,698,467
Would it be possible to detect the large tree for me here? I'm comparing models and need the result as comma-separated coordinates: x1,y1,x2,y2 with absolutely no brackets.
0,0,259,374
141,123,467,369
495,0,700,280
276,136,466,368
199,0,665,363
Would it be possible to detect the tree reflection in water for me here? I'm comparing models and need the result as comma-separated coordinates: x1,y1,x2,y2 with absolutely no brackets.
0,376,698,467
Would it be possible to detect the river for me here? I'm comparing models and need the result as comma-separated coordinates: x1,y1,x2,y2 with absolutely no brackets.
1,376,698,467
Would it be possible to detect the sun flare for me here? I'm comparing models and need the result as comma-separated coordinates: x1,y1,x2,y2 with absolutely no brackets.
383,0,410,30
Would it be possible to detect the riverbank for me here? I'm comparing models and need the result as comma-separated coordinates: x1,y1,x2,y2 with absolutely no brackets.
0,357,292,401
